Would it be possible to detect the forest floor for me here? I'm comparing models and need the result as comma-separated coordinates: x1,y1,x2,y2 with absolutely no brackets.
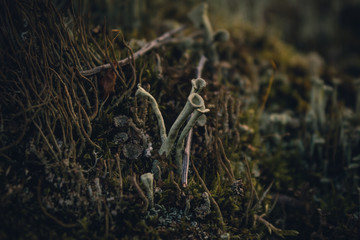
0,1,359,239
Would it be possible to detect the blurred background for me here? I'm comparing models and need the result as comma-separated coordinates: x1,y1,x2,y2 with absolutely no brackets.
72,0,360,75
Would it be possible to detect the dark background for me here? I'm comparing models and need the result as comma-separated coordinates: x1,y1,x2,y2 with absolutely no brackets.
75,0,360,73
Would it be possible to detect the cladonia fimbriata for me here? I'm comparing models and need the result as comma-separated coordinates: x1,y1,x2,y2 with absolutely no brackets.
135,78,209,172
140,173,154,209
188,3,229,64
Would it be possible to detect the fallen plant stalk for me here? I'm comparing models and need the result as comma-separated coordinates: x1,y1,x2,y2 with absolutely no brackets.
80,25,187,76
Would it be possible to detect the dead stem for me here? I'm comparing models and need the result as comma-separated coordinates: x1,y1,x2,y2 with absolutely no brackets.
79,25,187,76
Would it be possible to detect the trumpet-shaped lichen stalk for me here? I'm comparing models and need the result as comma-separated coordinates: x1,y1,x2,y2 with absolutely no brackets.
135,84,167,143
159,93,205,156
190,78,207,94
140,173,154,209
188,3,213,45
181,67,208,186
176,104,209,175
188,3,229,64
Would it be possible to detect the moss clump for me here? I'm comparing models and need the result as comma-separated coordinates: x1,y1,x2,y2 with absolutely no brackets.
1,1,359,239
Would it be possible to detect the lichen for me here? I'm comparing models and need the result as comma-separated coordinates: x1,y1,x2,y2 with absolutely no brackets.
1,1,359,239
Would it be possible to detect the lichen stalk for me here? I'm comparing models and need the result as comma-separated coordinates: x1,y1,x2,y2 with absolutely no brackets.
135,84,167,144
176,106,209,175
190,77,207,94
159,93,204,156
140,173,154,209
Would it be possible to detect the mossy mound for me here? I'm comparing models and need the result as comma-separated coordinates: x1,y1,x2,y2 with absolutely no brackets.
1,1,359,239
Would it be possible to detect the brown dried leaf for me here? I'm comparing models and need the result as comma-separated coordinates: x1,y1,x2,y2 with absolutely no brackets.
99,61,118,98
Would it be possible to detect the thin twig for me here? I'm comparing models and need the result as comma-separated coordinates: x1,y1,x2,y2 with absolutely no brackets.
79,25,187,76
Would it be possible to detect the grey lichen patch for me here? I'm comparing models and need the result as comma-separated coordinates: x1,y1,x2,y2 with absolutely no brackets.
151,159,162,180
194,192,211,219
231,179,245,197
123,142,143,159
114,115,128,128
144,141,153,158
113,132,129,144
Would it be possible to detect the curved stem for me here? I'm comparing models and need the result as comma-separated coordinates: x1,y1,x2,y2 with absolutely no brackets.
136,85,167,143
159,93,204,156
